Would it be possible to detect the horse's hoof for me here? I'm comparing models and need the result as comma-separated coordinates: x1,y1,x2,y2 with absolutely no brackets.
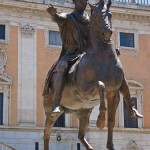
96,113,105,129
107,143,115,150
88,147,94,150
52,106,61,113
51,106,61,116
130,107,143,118
108,148,115,150
96,120,105,129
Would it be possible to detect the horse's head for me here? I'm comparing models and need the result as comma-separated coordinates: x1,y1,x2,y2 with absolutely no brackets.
89,0,112,43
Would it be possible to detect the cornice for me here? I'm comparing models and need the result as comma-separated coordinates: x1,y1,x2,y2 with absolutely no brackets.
0,1,149,24
0,0,74,11
111,5,150,22
112,12,150,22
0,4,49,18
0,2,73,21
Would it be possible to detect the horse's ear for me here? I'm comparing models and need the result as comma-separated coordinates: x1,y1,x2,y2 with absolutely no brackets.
98,0,105,8
89,3,96,14
107,0,112,9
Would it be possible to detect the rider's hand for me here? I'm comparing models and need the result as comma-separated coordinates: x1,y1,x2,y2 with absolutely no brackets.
46,4,57,16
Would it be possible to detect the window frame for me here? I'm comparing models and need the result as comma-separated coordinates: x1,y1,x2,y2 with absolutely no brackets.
45,28,62,51
120,32,135,48
0,93,3,125
118,80,143,129
116,28,139,52
0,82,12,126
49,31,62,46
123,97,138,128
0,25,6,41
0,20,10,45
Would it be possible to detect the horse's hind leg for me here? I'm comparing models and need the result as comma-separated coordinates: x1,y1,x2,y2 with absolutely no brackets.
75,109,94,150
43,95,63,150
96,81,107,129
106,91,120,150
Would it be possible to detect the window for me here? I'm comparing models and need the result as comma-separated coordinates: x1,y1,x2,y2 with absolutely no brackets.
124,97,138,128
0,93,3,125
0,77,12,126
120,32,134,48
0,25,5,40
54,113,65,127
118,80,143,128
116,28,138,52
0,22,10,44
49,31,62,46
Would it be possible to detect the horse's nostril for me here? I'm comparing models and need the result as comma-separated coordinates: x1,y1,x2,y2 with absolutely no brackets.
102,30,112,42
104,32,110,37
103,31,111,38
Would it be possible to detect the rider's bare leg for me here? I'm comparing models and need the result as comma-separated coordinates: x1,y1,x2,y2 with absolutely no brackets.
120,77,143,118
52,60,68,113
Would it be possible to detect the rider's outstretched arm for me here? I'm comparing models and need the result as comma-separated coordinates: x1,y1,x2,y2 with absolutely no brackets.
46,4,67,26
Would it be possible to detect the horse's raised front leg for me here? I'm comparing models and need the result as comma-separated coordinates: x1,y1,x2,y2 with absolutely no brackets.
96,81,107,129
43,95,63,150
120,77,143,118
106,91,120,150
75,109,93,150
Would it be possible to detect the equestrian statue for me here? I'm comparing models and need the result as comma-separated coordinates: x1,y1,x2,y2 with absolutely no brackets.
43,0,143,149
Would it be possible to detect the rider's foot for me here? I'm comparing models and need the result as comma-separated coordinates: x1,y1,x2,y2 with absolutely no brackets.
130,107,143,118
52,106,61,114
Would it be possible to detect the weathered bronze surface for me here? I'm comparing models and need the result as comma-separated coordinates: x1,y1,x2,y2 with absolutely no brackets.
43,0,143,150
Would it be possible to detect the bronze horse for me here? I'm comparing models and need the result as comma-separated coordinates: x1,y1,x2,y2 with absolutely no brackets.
44,0,137,150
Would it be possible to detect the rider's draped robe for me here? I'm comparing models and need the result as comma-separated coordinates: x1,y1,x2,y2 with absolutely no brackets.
43,10,90,96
